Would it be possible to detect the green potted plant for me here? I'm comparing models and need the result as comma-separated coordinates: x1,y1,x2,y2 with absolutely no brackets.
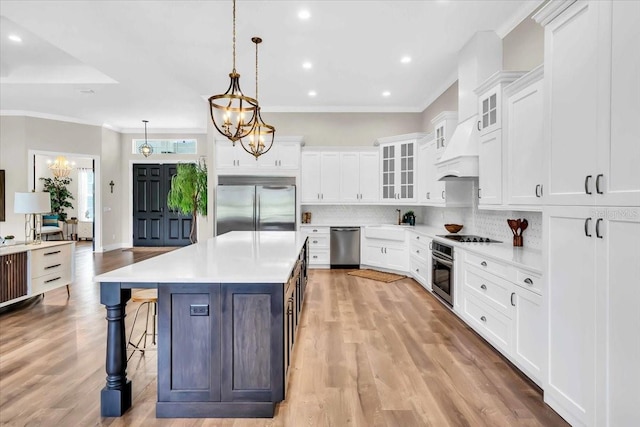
403,210,416,226
167,161,208,243
40,176,74,221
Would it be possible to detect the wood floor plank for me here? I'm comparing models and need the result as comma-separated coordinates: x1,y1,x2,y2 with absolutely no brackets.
0,243,569,426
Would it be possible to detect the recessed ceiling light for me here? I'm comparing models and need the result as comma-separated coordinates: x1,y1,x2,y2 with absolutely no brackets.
308,90,317,97
401,56,412,64
382,91,391,97
302,61,312,70
298,10,311,20
8,34,22,43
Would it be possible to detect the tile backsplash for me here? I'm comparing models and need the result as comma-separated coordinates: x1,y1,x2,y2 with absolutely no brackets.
300,204,422,226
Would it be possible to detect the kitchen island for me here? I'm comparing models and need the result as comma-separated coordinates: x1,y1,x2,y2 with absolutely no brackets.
94,231,308,418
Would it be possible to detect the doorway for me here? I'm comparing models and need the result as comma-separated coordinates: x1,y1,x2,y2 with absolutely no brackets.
132,164,192,247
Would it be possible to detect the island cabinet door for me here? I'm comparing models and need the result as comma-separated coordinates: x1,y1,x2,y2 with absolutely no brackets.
221,283,285,404
157,283,222,403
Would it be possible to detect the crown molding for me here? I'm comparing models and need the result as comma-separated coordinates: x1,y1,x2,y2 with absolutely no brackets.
504,64,545,96
475,71,528,95
497,0,547,38
533,0,577,26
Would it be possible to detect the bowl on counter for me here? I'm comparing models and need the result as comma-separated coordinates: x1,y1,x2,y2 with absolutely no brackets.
444,224,463,234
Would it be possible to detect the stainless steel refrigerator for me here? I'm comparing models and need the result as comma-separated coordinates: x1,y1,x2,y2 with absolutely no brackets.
215,177,296,236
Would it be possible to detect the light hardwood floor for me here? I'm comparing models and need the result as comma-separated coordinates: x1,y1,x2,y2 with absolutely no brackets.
0,243,568,426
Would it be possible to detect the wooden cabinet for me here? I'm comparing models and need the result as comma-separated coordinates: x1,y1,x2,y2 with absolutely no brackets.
505,67,545,206
0,252,28,304
377,133,426,203
478,130,502,205
536,0,640,207
216,138,302,175
339,151,379,203
301,152,340,203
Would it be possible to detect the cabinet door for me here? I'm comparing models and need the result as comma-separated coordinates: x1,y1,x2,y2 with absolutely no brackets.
384,245,408,272
0,252,28,304
398,141,415,201
417,143,429,204
512,285,543,386
597,1,640,207
478,88,500,135
424,141,445,205
544,1,600,205
277,142,301,170
256,144,279,169
478,130,502,205
507,79,544,206
358,152,380,203
363,241,385,268
320,153,341,202
381,144,396,200
216,142,239,169
301,153,321,203
595,206,640,427
435,123,446,153
340,153,360,203
545,206,596,426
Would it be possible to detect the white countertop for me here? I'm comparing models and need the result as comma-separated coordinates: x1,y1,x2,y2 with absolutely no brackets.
0,240,74,256
94,231,306,284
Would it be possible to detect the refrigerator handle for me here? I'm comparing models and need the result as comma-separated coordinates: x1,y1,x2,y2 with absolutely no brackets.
255,191,260,231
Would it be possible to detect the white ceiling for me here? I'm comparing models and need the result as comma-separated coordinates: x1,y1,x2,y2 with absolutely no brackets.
0,0,540,132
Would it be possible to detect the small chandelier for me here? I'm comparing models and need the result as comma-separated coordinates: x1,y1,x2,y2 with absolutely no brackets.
139,120,153,157
240,37,276,159
208,0,258,144
48,156,74,178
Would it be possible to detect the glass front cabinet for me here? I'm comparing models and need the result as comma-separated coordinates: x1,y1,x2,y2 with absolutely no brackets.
377,133,427,203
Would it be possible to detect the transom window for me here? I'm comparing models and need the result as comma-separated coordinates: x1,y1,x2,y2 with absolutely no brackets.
132,139,197,154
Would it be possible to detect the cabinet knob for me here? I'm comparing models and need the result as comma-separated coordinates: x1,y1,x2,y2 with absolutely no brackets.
313,240,318,244
416,250,420,254
480,284,487,290
480,261,487,267
480,316,487,322
416,236,419,240
416,268,419,273
524,278,533,286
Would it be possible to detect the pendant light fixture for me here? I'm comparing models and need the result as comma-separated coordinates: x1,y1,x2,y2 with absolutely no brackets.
240,37,275,159
139,120,153,157
208,0,258,144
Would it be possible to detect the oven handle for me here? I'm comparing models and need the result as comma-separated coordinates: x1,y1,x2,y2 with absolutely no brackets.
432,253,453,267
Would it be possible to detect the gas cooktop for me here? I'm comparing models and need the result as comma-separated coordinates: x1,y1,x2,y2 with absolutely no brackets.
437,234,502,243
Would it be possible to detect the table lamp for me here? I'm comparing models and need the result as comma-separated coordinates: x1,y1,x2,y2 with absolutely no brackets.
14,192,52,244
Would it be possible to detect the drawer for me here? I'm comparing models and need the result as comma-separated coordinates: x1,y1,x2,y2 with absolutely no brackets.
308,249,329,265
31,270,72,294
462,293,512,354
301,226,330,235
409,256,430,290
307,235,329,248
514,269,542,295
31,245,71,278
409,242,429,263
463,266,512,316
409,232,429,245
464,251,508,279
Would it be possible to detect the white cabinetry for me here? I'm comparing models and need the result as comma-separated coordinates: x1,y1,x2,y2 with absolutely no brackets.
300,226,330,267
431,112,457,155
505,66,545,206
361,227,407,272
301,152,340,203
31,244,74,294
339,151,379,203
377,133,426,203
475,72,526,207
536,0,640,207
216,138,302,175
458,249,544,386
408,232,431,291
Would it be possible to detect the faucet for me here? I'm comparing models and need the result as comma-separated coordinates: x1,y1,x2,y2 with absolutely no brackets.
396,209,402,225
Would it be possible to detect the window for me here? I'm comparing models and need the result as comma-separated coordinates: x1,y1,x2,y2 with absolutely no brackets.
132,139,197,154
77,168,94,221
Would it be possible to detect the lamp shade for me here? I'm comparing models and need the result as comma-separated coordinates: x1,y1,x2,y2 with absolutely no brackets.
14,192,52,214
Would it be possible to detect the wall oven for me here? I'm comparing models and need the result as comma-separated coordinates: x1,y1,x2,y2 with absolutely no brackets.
431,241,454,307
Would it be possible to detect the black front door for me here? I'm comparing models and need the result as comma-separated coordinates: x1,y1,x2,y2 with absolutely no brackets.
133,164,192,247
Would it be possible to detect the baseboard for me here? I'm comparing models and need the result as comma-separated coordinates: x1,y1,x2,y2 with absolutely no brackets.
99,242,128,253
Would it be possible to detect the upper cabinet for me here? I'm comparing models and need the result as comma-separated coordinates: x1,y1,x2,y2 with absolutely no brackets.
536,0,640,207
431,112,457,155
216,137,303,175
505,66,545,207
340,151,379,203
475,72,526,207
377,133,426,203
301,152,340,203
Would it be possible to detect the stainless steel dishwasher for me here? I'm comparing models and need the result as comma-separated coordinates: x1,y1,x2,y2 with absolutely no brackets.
330,227,361,268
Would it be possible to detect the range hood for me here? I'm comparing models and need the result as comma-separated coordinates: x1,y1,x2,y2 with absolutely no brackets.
436,31,502,181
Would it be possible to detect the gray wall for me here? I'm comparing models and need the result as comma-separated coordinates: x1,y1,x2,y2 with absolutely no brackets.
502,11,544,71
420,82,459,133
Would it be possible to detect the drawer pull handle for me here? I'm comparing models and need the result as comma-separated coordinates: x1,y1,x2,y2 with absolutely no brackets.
511,292,516,306
416,250,420,254
44,251,61,256
480,261,487,267
415,268,419,273
480,316,487,322
312,229,318,232
312,255,318,259
480,284,487,290
313,240,318,244
524,278,533,285
416,236,419,240
45,264,61,270
45,277,61,284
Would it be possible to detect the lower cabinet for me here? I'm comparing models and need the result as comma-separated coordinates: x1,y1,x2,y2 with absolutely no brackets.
300,226,330,267
408,232,431,290
457,249,544,387
31,244,73,294
0,252,28,304
157,251,307,418
362,239,408,272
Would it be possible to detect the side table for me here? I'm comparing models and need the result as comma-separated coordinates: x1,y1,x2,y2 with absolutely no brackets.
65,219,78,241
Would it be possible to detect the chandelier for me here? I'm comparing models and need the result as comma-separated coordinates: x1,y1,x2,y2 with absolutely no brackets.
139,120,153,157
48,156,74,178
239,37,275,159
208,0,258,144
